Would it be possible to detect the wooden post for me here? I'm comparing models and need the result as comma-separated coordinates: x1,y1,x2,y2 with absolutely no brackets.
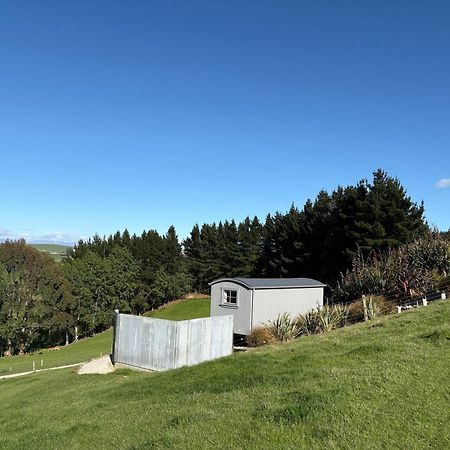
111,309,120,365
41,359,43,368
362,295,368,321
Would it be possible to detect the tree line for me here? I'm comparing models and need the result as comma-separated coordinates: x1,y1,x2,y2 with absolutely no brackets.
1,169,447,355
184,169,428,288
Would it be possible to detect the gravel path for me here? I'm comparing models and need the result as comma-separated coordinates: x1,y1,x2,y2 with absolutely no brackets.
0,362,83,381
77,355,115,375
0,355,115,381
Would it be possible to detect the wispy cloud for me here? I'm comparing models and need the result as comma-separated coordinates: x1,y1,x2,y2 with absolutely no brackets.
29,231,80,244
0,227,80,245
435,178,450,189
0,227,14,239
40,231,72,241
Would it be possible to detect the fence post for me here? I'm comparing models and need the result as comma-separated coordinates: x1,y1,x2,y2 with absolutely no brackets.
362,295,368,321
111,309,120,365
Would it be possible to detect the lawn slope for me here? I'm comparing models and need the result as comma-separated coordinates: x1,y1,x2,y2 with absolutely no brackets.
0,301,449,449
146,297,210,321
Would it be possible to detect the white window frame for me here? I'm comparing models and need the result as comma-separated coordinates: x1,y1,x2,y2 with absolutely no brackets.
221,288,238,307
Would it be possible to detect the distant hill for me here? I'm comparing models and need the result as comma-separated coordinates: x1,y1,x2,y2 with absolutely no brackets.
29,243,72,261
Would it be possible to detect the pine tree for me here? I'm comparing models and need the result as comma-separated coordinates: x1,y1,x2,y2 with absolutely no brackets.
162,226,183,274
237,216,263,276
122,229,131,248
360,169,427,252
183,224,203,291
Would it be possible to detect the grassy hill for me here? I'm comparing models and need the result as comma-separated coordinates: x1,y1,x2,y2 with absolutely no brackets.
0,300,449,449
146,297,210,321
0,297,210,375
29,243,72,261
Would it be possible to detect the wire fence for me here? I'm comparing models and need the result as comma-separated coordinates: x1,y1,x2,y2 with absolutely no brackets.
378,278,450,307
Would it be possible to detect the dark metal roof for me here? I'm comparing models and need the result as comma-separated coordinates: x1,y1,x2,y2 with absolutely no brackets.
209,277,326,289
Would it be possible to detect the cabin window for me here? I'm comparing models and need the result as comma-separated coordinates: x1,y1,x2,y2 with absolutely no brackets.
222,289,238,305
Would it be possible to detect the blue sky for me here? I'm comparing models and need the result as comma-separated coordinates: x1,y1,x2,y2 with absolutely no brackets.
0,1,449,243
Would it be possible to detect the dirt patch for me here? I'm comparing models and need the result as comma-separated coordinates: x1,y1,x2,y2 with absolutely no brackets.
77,355,115,375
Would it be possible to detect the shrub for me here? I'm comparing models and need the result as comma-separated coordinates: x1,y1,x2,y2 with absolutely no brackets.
347,296,395,323
366,295,395,319
346,301,365,324
318,304,348,331
267,313,300,342
297,304,348,334
333,233,450,304
245,326,275,347
296,309,321,335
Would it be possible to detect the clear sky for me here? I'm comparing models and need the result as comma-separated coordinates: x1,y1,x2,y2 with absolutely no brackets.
1,1,449,243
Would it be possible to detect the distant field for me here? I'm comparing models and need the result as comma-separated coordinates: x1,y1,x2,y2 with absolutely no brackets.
29,243,72,261
0,301,448,449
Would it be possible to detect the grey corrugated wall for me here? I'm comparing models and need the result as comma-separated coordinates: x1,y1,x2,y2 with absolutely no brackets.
252,287,324,327
112,313,233,371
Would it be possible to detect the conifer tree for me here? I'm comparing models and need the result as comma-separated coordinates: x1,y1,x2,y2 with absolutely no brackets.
122,229,131,248
183,224,204,291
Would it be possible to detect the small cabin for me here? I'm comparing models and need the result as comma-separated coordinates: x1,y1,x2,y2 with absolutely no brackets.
209,277,325,335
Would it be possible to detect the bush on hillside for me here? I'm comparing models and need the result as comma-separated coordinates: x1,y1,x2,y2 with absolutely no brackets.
319,304,348,331
366,295,395,320
334,233,450,304
346,296,395,323
267,313,300,342
297,304,348,335
245,326,275,347
296,309,321,336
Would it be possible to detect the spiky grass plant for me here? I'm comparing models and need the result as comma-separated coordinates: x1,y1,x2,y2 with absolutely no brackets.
297,309,321,335
318,304,348,332
298,304,348,334
267,313,300,342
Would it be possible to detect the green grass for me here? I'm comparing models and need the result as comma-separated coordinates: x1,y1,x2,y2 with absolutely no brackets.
0,329,112,375
1,301,449,449
146,297,211,321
